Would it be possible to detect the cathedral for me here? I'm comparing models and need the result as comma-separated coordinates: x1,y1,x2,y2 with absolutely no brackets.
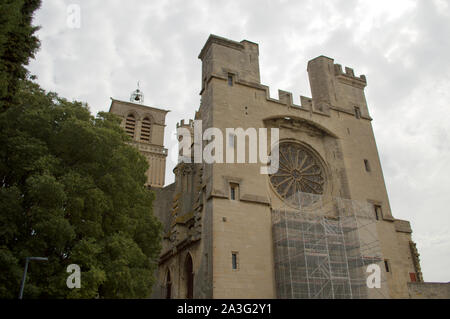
109,35,428,299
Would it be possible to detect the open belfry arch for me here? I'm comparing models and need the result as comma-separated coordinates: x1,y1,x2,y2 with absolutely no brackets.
121,34,424,299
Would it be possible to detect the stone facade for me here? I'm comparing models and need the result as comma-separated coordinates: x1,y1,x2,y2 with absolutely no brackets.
108,98,169,187
115,35,438,299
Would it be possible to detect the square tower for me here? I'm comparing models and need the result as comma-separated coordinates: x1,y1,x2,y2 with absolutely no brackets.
109,98,169,187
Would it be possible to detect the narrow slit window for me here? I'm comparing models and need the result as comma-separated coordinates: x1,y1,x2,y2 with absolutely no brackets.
374,205,382,220
230,183,239,201
232,252,238,270
384,260,390,273
228,74,233,86
354,106,361,119
364,159,371,172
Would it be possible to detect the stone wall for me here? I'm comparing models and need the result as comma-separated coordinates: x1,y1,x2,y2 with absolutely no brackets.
408,283,450,299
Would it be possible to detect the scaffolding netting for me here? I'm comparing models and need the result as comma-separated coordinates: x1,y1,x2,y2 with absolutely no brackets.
272,192,388,299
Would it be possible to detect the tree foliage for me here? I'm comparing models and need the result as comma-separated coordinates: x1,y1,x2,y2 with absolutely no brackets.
0,80,162,298
0,0,41,109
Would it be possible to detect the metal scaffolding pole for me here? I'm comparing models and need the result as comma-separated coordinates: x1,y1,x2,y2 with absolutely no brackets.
272,192,385,299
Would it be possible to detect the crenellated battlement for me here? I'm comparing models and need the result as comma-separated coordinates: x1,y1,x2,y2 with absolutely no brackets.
278,90,293,106
264,87,313,111
307,55,369,115
199,60,370,119
273,89,314,111
176,119,194,129
198,35,370,119
333,63,367,87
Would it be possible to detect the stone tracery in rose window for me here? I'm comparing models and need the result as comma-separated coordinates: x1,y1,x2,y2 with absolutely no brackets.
270,142,325,205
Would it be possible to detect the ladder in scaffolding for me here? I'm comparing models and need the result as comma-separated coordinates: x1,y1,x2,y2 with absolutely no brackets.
301,217,311,299
322,218,335,299
283,210,295,299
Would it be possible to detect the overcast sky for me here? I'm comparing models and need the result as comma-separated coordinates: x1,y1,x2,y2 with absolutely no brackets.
28,0,450,283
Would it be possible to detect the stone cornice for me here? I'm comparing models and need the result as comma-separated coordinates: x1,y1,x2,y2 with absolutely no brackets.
394,219,412,233
109,98,170,114
240,194,270,206
128,140,168,156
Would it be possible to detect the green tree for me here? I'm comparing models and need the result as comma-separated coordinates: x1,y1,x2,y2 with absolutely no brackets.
0,0,41,109
0,80,162,298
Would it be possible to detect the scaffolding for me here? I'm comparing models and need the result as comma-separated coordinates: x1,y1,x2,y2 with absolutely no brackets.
272,192,388,299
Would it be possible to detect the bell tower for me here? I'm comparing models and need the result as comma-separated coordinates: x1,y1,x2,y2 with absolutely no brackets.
108,85,169,187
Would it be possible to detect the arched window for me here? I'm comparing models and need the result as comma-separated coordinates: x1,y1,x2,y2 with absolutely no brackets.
184,254,194,299
125,114,136,138
140,117,151,142
165,269,172,299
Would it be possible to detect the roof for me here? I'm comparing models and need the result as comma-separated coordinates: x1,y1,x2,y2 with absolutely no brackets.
108,98,170,114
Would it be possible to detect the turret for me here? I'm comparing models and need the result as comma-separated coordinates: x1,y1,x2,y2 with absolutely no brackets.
307,56,369,117
198,34,261,94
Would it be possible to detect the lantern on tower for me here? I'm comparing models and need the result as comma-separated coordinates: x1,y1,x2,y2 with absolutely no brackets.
130,81,144,104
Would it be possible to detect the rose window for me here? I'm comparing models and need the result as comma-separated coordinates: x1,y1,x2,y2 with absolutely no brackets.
270,142,325,205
